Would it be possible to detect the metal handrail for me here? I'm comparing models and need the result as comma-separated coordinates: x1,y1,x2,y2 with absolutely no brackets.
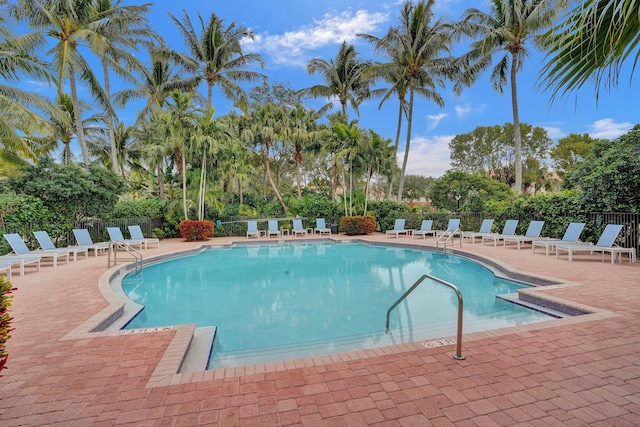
436,228,463,253
385,274,465,360
108,240,143,273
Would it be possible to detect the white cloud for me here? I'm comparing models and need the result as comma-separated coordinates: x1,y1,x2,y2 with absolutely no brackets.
589,118,633,139
245,9,389,67
427,113,448,131
454,103,486,119
397,134,453,178
542,126,564,139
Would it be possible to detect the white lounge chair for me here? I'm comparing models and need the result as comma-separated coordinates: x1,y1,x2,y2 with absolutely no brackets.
314,218,331,235
3,233,69,267
34,230,88,261
0,263,11,280
106,227,144,250
386,219,408,238
556,224,636,265
531,223,586,255
412,220,435,239
246,220,260,239
128,225,160,249
0,255,39,277
292,219,307,236
482,220,519,246
267,220,281,238
72,229,110,256
462,219,494,244
435,218,461,238
502,221,545,250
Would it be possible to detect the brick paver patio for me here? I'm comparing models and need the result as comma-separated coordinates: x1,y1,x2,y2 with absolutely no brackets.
1,233,639,426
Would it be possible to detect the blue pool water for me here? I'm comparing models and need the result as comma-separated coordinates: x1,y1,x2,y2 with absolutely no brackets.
122,242,551,368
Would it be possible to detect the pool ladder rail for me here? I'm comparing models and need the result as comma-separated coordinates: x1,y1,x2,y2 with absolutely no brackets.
436,228,462,253
107,240,143,274
385,274,465,360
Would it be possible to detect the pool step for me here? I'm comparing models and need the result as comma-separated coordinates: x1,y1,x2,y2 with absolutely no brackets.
497,293,567,318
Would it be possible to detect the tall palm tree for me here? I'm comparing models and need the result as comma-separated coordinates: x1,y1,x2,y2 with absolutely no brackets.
540,0,639,101
92,0,158,174
377,0,453,201
10,0,118,165
288,105,319,197
302,41,372,118
361,130,395,214
455,0,557,193
170,10,266,109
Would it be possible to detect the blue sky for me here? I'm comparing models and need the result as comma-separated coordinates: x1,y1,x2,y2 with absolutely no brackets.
16,0,638,177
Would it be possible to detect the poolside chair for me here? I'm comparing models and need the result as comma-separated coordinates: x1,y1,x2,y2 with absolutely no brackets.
314,218,331,235
481,220,519,247
267,220,281,238
462,219,494,244
106,227,144,250
0,263,11,280
72,229,111,256
502,221,545,250
386,219,408,238
435,218,461,238
3,233,70,267
246,220,260,239
0,255,39,277
292,219,307,236
531,223,586,256
556,224,636,265
128,225,160,249
34,230,89,261
412,220,435,239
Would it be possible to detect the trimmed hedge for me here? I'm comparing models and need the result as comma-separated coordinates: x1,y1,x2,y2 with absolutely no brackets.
179,220,215,241
340,215,376,235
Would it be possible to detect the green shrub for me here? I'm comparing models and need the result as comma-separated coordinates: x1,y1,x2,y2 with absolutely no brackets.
339,215,376,235
179,220,215,241
0,275,14,376
113,198,165,218
369,200,411,231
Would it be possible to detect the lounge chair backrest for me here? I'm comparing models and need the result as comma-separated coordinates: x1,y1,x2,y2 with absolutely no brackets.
524,221,545,237
3,234,31,255
393,219,405,230
268,220,278,231
128,225,144,239
316,218,326,229
420,220,433,231
73,229,94,245
33,231,56,250
107,227,125,241
595,224,623,247
293,219,303,230
247,221,258,233
447,218,460,231
561,223,585,242
478,219,494,233
501,220,519,236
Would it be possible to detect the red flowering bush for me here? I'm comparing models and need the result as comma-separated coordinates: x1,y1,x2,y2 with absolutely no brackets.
179,220,215,241
339,215,376,235
0,275,15,376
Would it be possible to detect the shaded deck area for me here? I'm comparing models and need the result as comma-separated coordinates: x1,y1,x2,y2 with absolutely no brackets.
1,233,639,426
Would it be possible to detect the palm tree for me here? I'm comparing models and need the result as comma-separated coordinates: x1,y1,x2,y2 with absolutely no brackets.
92,0,159,174
540,0,639,101
10,0,117,166
302,41,372,118
376,0,453,201
455,0,557,193
170,10,266,109
288,105,319,197
361,130,395,214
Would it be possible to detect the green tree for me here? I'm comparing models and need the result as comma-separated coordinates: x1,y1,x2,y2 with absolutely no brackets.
563,124,640,212
401,175,435,203
5,158,125,220
429,171,512,211
541,0,639,100
170,10,266,109
455,0,558,193
550,133,601,177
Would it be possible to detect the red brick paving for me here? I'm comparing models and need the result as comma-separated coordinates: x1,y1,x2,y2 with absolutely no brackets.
1,233,639,425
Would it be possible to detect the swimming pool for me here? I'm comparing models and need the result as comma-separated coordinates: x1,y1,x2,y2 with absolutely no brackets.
121,242,552,369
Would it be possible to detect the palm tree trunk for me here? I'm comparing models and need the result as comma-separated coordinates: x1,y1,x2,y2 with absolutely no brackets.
332,158,338,201
199,148,207,221
207,83,213,108
157,165,165,199
364,167,372,215
264,137,287,211
68,68,90,166
102,60,119,173
388,100,403,200
295,144,302,198
510,53,522,194
397,86,414,202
